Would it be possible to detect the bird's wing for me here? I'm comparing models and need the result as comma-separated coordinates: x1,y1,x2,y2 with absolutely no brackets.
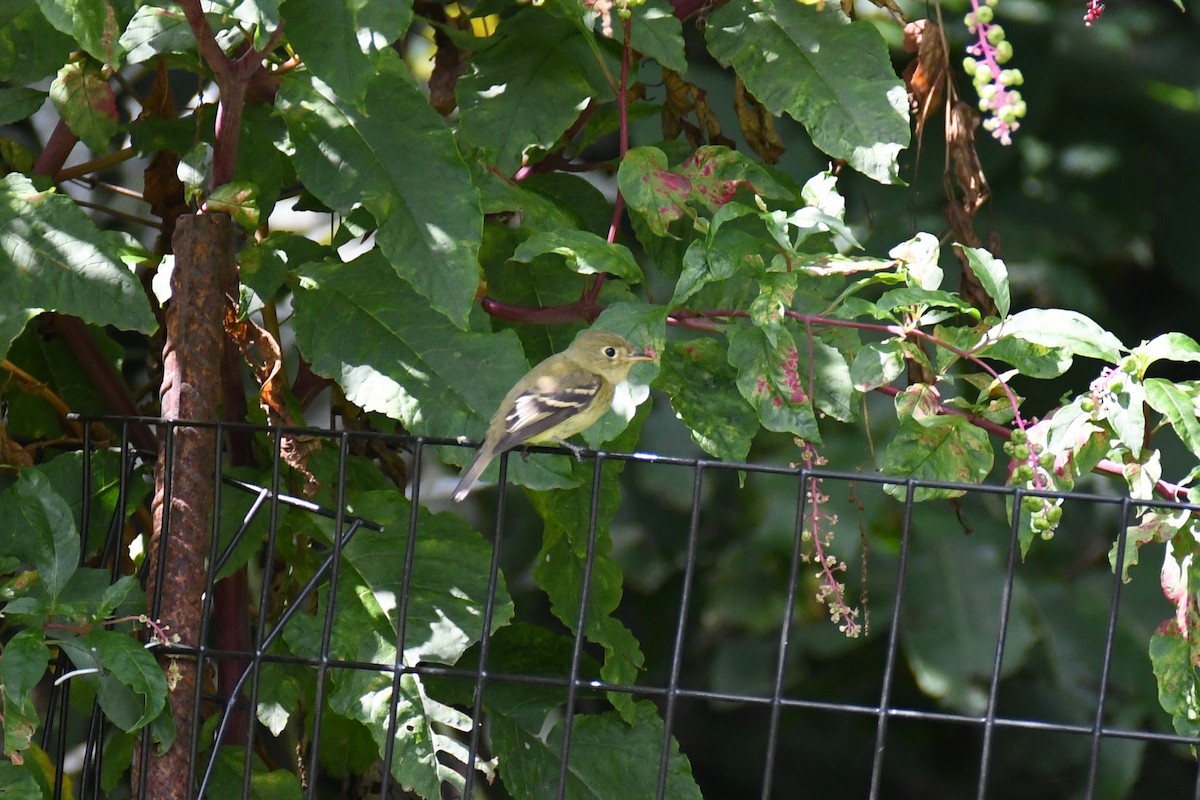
493,369,604,453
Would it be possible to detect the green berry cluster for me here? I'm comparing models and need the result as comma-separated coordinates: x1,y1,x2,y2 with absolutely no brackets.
962,0,1027,145
1005,428,1062,540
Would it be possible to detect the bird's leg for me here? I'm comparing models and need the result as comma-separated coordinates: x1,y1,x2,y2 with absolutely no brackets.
553,437,586,462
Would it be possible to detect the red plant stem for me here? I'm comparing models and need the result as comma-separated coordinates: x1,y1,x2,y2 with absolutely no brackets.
482,295,603,324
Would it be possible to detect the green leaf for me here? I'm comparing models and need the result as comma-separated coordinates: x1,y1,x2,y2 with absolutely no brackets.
209,746,303,800
627,0,686,73
669,205,764,306
875,287,977,317
496,702,703,800
35,0,126,66
706,0,909,184
749,271,795,328
0,761,42,799
58,630,169,733
277,55,481,328
292,251,576,491
476,169,582,233
0,629,49,755
0,87,46,125
458,7,614,174
240,231,327,301
0,469,79,604
255,664,300,737
332,668,493,796
1100,376,1146,458
100,731,134,793
808,334,856,423
902,520,1036,714
1145,378,1200,459
1150,628,1200,737
279,0,377,102
985,308,1124,364
282,486,508,795
36,450,131,562
851,340,905,392
958,245,1010,318
0,4,75,83
658,337,757,461
0,173,157,360
511,229,643,283
726,323,821,441
617,145,692,237
118,2,195,63
1133,332,1200,380
340,490,515,666
881,415,993,501
530,412,648,722
976,335,1073,379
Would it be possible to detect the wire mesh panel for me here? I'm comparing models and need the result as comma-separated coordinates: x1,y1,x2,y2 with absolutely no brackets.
26,417,1200,798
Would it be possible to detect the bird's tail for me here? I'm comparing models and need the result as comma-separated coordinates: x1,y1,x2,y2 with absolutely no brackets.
452,447,493,502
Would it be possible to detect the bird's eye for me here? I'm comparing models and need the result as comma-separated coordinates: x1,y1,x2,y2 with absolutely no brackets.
603,346,617,358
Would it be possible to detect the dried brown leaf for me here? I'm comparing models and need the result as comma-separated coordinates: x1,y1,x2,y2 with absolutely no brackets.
223,300,320,492
902,20,948,143
734,77,785,164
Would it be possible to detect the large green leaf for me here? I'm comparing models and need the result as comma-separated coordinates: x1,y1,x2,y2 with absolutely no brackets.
0,630,48,756
0,469,79,606
657,337,757,461
283,487,509,797
959,245,1010,318
118,2,196,63
902,519,1036,714
0,87,45,125
881,415,993,501
726,322,821,441
277,55,481,328
1151,627,1200,737
457,7,614,175
0,173,156,360
626,0,685,73
291,251,576,491
58,630,169,734
529,409,648,722
0,3,74,83
706,0,909,184
1145,378,1200,459
35,0,126,66
341,490,515,666
510,229,643,283
493,702,703,800
280,0,402,102
984,308,1124,364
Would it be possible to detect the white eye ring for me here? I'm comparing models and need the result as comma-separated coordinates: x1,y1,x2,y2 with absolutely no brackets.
603,346,617,358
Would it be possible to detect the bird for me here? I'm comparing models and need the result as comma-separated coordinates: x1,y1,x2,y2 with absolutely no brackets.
452,330,657,501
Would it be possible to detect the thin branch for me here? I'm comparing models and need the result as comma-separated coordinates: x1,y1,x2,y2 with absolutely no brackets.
2,360,84,438
56,146,139,182
71,198,162,229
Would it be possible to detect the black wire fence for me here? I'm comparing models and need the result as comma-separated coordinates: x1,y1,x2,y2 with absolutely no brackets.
32,416,1200,798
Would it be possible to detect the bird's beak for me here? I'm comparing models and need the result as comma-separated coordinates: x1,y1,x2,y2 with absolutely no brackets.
631,346,658,362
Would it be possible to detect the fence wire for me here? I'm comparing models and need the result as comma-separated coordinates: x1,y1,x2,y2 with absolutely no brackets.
36,416,1200,799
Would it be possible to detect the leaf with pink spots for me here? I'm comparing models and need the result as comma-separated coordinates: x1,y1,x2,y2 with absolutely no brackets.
726,323,820,441
617,146,693,237
675,146,794,213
